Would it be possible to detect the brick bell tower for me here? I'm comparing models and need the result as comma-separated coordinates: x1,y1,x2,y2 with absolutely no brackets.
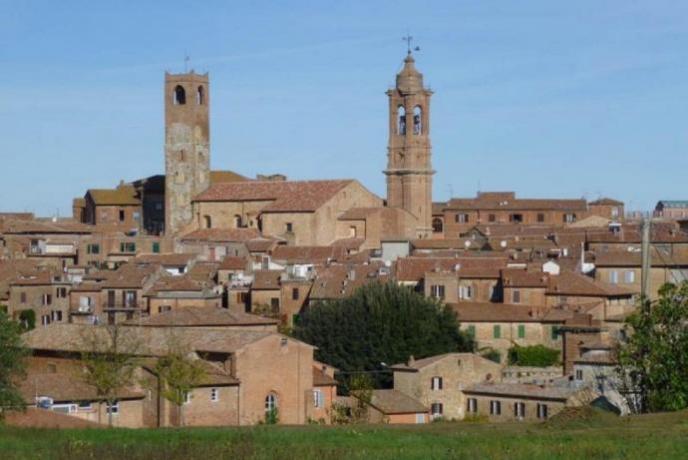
384,50,435,238
164,71,210,235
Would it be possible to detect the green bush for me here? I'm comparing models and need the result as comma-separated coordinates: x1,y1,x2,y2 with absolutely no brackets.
481,349,501,364
508,345,560,367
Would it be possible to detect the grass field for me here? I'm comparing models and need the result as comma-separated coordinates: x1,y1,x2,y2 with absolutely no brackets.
1,408,687,460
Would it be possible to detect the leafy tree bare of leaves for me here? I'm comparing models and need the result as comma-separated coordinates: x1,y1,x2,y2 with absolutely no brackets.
617,282,688,414
0,311,28,420
153,332,206,427
294,282,474,389
79,324,141,427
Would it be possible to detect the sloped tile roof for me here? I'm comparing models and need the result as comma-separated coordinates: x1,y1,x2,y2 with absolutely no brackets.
193,180,354,212
87,185,140,206
181,228,261,242
367,390,427,415
271,245,347,264
127,306,278,327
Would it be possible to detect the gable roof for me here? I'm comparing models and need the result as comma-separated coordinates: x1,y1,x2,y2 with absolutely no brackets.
86,185,140,206
126,307,278,327
271,246,347,264
193,180,356,212
181,228,261,242
367,390,428,415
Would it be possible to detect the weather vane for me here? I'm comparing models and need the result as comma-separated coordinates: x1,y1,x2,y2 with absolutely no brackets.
402,34,420,55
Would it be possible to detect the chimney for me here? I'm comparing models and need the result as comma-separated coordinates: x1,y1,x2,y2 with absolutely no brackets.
408,355,415,366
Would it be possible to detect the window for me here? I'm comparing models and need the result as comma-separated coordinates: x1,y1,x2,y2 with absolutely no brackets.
514,402,525,418
265,393,278,413
158,305,172,313
173,85,186,105
203,215,212,229
87,244,100,255
609,270,619,284
551,326,560,340
41,314,51,326
518,324,526,339
415,413,426,424
563,213,577,223
467,398,478,413
106,401,120,415
20,292,27,304
575,369,584,381
509,213,523,223
120,242,136,253
537,403,548,419
493,325,501,339
270,297,280,312
51,310,63,322
210,388,219,402
432,218,443,233
78,401,93,410
455,213,469,223
489,400,501,415
183,391,192,405
430,285,445,300
537,213,545,223
413,106,423,135
397,106,406,135
285,222,293,233
124,291,137,308
459,285,473,300
467,325,476,338
431,376,443,391
197,85,205,105
611,207,619,219
430,403,443,418
488,213,496,223
512,290,521,304
624,270,635,284
133,212,140,222
152,242,160,254
42,294,52,306
57,287,67,299
292,288,300,301
119,210,125,222
313,389,323,408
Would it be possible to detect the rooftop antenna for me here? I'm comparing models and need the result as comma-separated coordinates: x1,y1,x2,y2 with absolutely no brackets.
402,34,420,55
184,53,190,73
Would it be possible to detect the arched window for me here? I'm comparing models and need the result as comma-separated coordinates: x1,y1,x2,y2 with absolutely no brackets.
196,86,204,105
173,85,186,105
432,218,444,233
397,106,406,135
203,215,212,229
234,214,242,228
265,393,278,413
413,106,422,135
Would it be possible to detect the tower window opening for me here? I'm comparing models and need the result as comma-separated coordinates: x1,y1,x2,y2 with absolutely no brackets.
397,106,406,135
196,86,204,105
173,85,186,105
203,215,212,229
413,106,422,135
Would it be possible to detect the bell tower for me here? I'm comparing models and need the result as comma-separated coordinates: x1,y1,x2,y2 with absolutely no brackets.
164,71,210,235
384,51,434,238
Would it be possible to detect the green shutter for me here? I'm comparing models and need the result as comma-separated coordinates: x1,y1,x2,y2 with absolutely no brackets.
120,243,125,253
467,325,476,337
518,324,525,339
551,326,559,340
152,242,160,253
493,325,501,339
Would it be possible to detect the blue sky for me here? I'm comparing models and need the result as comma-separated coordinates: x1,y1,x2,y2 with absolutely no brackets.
1,1,687,216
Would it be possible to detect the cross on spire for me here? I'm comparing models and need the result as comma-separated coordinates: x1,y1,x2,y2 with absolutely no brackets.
402,34,420,55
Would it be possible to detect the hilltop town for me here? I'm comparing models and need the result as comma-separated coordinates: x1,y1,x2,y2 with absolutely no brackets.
1,51,687,428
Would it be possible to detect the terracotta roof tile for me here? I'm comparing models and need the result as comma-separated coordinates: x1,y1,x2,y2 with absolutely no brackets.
252,270,283,290
127,307,278,327
193,180,355,212
87,185,140,206
181,228,261,242
367,390,427,415
271,246,347,264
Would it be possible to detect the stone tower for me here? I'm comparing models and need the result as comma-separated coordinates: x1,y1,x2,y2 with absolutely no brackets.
164,71,210,235
384,52,434,238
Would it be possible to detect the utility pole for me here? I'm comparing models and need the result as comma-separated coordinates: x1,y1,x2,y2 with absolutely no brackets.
641,216,652,305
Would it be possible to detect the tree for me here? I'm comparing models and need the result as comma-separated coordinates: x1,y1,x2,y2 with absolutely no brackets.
617,282,688,413
153,333,206,427
79,325,141,427
0,311,28,420
508,345,560,367
293,282,473,388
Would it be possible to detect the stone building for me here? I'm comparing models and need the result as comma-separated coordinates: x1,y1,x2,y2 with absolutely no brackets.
164,72,211,236
384,51,434,238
